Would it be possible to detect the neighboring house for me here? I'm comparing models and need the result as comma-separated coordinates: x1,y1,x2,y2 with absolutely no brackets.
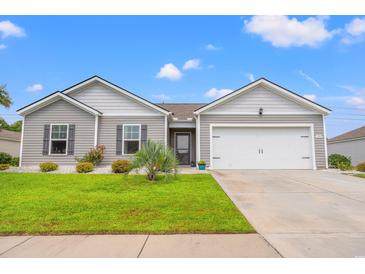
16,76,331,169
328,126,365,165
0,128,21,157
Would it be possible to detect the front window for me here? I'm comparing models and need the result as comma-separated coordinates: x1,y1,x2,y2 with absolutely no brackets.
123,125,140,155
50,124,68,155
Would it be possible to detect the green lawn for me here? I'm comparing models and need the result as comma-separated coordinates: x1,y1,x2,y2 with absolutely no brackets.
354,174,365,179
0,173,253,235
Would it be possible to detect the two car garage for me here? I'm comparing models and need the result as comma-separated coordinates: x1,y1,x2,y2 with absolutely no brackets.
211,125,315,170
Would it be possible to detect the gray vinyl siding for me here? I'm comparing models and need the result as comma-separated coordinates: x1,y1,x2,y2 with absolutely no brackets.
199,114,326,169
328,139,365,165
98,116,165,164
70,83,159,115
205,86,316,115
22,99,95,166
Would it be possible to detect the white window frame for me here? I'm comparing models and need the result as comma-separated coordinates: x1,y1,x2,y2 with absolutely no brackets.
49,123,69,156
122,124,141,155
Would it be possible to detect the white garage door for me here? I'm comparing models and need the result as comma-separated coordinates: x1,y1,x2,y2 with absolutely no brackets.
212,126,314,169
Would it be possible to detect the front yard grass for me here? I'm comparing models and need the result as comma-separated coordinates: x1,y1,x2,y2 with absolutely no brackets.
0,173,254,235
353,174,365,179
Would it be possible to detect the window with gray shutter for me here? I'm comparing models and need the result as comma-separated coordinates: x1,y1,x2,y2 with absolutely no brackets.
116,125,123,155
67,124,75,155
42,124,50,155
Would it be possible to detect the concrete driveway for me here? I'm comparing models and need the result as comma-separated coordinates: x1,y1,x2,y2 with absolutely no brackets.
212,170,365,257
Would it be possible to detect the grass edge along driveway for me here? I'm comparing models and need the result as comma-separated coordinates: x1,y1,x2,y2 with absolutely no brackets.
0,173,254,235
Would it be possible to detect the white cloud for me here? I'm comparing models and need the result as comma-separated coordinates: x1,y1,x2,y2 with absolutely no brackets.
26,83,43,92
346,96,365,108
0,20,26,39
0,44,6,50
303,94,317,101
183,59,202,70
205,44,221,51
341,17,365,44
244,16,334,48
345,17,365,36
205,88,233,99
156,63,182,81
246,73,255,82
298,70,321,89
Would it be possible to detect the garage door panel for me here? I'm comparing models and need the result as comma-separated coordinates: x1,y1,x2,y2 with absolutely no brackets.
212,126,313,169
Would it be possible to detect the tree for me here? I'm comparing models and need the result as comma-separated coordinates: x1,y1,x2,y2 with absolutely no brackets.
132,140,178,181
0,85,12,108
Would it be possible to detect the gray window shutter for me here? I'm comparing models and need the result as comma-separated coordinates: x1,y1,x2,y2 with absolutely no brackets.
116,125,123,155
42,124,50,155
141,125,148,147
67,124,76,155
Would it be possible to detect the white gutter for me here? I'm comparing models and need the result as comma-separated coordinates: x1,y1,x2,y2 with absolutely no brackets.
19,116,25,167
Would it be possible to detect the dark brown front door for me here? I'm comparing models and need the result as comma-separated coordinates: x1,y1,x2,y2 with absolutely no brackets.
175,133,190,165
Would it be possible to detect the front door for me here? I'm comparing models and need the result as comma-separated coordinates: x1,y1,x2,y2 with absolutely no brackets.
175,133,191,165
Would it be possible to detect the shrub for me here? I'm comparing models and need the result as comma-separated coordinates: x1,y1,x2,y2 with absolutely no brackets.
76,162,94,173
39,162,58,172
198,160,206,165
112,160,131,173
328,154,351,169
338,161,352,171
0,164,10,170
0,152,12,164
75,145,105,166
356,162,365,172
10,157,19,167
132,140,178,181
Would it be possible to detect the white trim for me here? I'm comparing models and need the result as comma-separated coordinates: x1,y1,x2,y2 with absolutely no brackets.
164,115,168,147
201,112,319,115
327,137,365,144
19,116,25,167
49,123,69,156
174,132,192,165
194,79,331,115
322,115,328,169
101,113,164,117
94,115,99,147
62,76,170,115
17,92,101,116
122,124,141,156
169,121,196,128
209,123,316,170
196,114,200,162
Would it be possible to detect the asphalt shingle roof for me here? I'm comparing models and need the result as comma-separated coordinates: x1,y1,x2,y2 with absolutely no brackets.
328,125,365,143
0,129,21,142
157,103,205,120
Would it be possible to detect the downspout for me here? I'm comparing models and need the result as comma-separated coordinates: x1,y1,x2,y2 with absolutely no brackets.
19,116,25,167
322,114,329,169
196,114,200,163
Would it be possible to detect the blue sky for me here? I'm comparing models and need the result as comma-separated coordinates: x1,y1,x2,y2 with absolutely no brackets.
0,16,365,137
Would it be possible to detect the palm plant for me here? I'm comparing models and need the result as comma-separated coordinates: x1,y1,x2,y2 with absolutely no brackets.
132,140,178,181
0,85,12,108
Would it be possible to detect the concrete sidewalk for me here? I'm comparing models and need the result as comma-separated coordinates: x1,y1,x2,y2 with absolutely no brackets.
0,234,280,258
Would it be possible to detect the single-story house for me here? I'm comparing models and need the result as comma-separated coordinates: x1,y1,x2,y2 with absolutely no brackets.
328,126,365,165
16,76,331,169
0,128,21,157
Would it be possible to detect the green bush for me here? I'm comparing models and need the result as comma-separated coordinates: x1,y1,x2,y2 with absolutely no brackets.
0,152,12,164
356,162,365,172
328,154,351,169
39,162,58,172
0,164,10,170
198,160,206,165
112,160,131,173
75,145,105,166
10,157,19,167
133,140,178,181
76,162,94,173
338,161,352,171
